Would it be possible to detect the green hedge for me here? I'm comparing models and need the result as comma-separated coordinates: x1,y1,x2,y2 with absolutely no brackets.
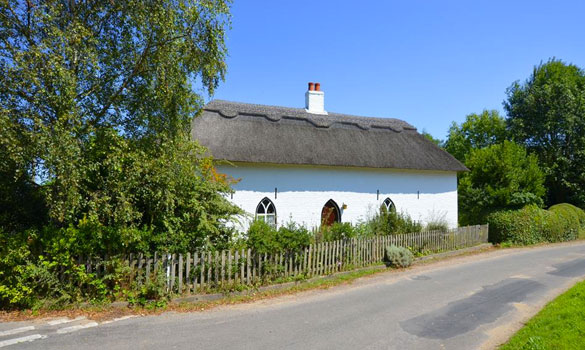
549,203,585,239
487,204,585,245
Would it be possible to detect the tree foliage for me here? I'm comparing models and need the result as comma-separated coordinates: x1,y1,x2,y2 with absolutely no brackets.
459,141,546,225
0,0,238,253
505,59,585,207
443,110,508,163
421,130,443,147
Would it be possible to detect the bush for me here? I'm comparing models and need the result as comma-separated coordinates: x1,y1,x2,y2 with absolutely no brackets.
367,208,422,235
246,220,313,253
487,204,583,245
548,203,585,239
384,245,414,268
321,222,356,242
1,231,110,310
245,220,280,254
425,221,449,232
277,221,313,252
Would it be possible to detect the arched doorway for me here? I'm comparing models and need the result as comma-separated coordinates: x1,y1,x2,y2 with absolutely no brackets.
321,199,341,226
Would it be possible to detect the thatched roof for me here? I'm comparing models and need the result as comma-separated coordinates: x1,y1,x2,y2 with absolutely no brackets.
191,100,467,172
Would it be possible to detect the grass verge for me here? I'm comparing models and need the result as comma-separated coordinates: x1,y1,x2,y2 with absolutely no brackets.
500,279,585,350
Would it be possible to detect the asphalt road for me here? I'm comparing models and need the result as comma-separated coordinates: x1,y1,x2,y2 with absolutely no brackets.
4,242,585,350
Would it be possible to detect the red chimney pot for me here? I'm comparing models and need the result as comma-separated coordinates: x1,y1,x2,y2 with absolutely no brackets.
308,82,315,91
315,83,321,91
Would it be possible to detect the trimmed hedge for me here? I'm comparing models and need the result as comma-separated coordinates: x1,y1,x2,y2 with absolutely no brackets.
549,203,585,235
487,204,585,245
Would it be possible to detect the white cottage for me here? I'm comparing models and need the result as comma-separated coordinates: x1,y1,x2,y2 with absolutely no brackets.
192,83,467,231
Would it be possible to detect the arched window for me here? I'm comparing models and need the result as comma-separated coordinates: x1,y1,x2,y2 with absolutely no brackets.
382,197,396,213
256,197,276,227
321,199,341,226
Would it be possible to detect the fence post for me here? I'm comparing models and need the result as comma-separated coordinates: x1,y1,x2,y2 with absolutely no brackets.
207,252,212,288
322,242,326,273
162,254,169,293
185,253,191,294
315,243,320,275
289,252,294,277
200,252,205,291
178,254,183,294
246,248,251,285
193,252,198,293
145,255,151,282
324,242,329,274
170,254,176,293
221,250,226,286
228,249,232,286
307,245,313,277
240,248,245,285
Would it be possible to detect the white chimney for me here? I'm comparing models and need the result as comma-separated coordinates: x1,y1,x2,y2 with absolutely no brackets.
305,82,327,115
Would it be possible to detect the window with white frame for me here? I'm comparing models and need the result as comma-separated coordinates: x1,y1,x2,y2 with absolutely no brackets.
256,197,276,227
382,197,395,212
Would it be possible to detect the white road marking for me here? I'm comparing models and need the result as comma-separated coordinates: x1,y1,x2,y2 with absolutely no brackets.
100,315,137,325
0,326,35,337
0,334,46,348
48,316,86,326
56,321,98,334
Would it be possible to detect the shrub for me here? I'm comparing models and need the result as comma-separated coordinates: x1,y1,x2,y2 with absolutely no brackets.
246,220,313,253
367,209,422,235
548,203,585,227
384,245,414,268
548,203,585,239
321,222,356,242
0,229,122,309
487,204,582,245
277,221,313,252
126,273,168,308
425,221,449,232
245,220,280,254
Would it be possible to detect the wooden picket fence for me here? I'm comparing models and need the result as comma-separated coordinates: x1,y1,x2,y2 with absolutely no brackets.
78,224,488,295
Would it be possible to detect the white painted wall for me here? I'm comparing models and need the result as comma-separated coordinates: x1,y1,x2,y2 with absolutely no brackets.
217,163,459,232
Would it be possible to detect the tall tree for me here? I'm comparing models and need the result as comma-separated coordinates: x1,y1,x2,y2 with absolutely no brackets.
443,110,508,163
421,129,443,147
458,141,546,225
0,1,238,251
505,59,585,207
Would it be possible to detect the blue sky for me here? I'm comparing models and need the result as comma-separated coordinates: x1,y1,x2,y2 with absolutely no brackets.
210,0,585,140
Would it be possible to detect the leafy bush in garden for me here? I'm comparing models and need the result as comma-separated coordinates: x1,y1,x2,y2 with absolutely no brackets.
487,204,583,245
366,208,422,235
1,229,122,309
246,220,314,253
125,273,169,308
320,222,356,241
548,204,585,239
246,220,281,254
317,209,424,242
276,221,313,252
384,245,414,268
425,220,450,232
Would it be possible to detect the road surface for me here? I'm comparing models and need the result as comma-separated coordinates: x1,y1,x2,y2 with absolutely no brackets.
3,242,585,349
